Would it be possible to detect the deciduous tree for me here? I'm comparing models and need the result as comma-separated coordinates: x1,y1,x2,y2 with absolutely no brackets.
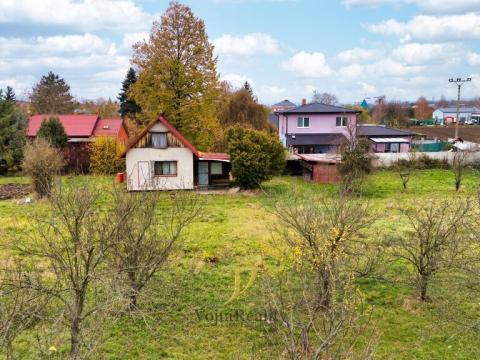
312,91,338,105
414,97,433,120
131,1,219,150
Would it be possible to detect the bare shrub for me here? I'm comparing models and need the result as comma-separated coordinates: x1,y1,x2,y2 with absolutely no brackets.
393,198,471,301
110,188,202,310
0,260,49,360
16,184,121,359
22,138,63,198
264,193,377,358
394,150,417,191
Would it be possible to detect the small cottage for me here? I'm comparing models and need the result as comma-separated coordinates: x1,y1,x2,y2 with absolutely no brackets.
122,116,230,191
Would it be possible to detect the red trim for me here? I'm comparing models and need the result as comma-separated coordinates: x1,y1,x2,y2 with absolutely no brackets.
156,116,199,156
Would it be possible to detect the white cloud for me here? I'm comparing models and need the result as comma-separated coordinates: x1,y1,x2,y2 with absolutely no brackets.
0,0,154,32
122,32,150,49
344,0,480,13
220,73,254,88
0,34,130,99
213,33,279,56
281,51,334,78
467,52,480,65
337,48,382,63
366,13,480,42
392,43,456,64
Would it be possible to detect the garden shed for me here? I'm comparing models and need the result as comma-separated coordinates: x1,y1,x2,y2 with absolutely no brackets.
297,154,341,184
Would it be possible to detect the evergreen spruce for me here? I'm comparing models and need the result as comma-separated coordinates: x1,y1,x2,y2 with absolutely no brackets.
4,86,16,103
30,72,75,114
118,67,141,118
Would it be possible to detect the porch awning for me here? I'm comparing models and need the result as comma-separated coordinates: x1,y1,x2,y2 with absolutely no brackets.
370,137,410,143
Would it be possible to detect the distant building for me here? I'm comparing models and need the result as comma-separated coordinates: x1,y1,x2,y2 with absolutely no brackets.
27,114,128,173
432,107,480,125
271,99,296,113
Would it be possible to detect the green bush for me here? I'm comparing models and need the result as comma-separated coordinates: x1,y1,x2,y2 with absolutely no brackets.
89,136,125,175
37,117,68,149
226,126,285,189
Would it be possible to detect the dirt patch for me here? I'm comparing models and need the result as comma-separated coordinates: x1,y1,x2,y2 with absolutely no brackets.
409,125,480,143
0,184,32,200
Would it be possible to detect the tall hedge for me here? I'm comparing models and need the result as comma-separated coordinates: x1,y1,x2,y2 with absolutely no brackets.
226,126,285,189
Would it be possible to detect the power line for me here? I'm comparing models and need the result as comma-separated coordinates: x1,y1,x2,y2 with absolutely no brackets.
448,77,472,140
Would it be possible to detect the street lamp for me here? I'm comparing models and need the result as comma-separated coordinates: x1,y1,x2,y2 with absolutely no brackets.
449,77,472,139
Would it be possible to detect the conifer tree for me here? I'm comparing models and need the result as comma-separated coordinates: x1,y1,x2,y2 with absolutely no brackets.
4,86,15,103
30,72,75,114
37,117,68,149
118,67,141,118
131,1,220,150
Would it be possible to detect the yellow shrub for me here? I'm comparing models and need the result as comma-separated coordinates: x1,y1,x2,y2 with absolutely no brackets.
89,136,125,175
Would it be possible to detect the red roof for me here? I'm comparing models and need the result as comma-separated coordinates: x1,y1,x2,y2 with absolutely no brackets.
93,118,123,137
121,116,229,161
27,114,99,137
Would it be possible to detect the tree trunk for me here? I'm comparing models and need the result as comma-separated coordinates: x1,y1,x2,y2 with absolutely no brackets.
320,271,331,311
6,340,14,360
419,273,429,301
70,315,81,359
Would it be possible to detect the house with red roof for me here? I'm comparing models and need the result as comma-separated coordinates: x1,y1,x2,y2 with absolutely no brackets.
27,114,128,173
121,116,230,190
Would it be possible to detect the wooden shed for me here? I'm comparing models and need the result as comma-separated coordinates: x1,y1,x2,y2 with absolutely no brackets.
297,154,341,184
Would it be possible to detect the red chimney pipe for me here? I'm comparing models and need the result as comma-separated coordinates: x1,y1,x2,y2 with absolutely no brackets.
301,98,306,106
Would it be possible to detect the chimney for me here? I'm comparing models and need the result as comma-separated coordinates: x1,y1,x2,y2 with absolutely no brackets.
301,98,307,106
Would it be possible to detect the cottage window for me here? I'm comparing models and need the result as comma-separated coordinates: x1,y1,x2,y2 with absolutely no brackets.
297,117,310,128
151,132,168,148
154,161,177,176
210,162,223,175
336,117,348,127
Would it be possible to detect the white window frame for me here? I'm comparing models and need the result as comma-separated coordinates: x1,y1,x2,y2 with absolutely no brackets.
297,117,310,128
336,116,348,127
153,161,177,177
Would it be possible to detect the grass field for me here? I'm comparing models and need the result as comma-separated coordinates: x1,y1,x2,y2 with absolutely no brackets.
1,169,480,359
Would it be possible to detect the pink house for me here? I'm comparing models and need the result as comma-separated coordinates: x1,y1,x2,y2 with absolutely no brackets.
277,102,359,154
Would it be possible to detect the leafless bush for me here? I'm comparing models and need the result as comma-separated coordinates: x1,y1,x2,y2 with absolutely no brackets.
264,192,376,358
22,138,64,198
393,198,472,301
394,150,417,191
0,260,49,360
16,184,122,359
110,188,202,310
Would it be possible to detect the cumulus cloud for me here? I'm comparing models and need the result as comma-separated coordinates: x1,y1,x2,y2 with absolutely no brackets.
343,0,480,13
337,48,382,63
365,13,480,42
281,52,334,78
220,73,254,88
392,43,457,64
0,34,130,99
213,33,279,56
467,52,480,65
0,0,154,32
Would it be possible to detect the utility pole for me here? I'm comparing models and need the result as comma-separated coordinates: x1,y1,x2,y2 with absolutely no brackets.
449,77,472,140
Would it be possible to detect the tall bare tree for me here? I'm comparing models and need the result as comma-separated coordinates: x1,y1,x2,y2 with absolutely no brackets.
110,189,202,310
393,199,471,301
312,91,338,105
414,97,433,120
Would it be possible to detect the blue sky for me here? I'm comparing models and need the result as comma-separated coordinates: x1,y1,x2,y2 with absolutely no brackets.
1,0,479,105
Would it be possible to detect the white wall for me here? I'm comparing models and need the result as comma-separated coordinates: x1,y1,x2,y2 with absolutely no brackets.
126,147,194,191
371,151,480,168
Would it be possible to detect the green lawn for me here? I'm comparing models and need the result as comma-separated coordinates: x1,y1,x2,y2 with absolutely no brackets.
1,169,480,359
